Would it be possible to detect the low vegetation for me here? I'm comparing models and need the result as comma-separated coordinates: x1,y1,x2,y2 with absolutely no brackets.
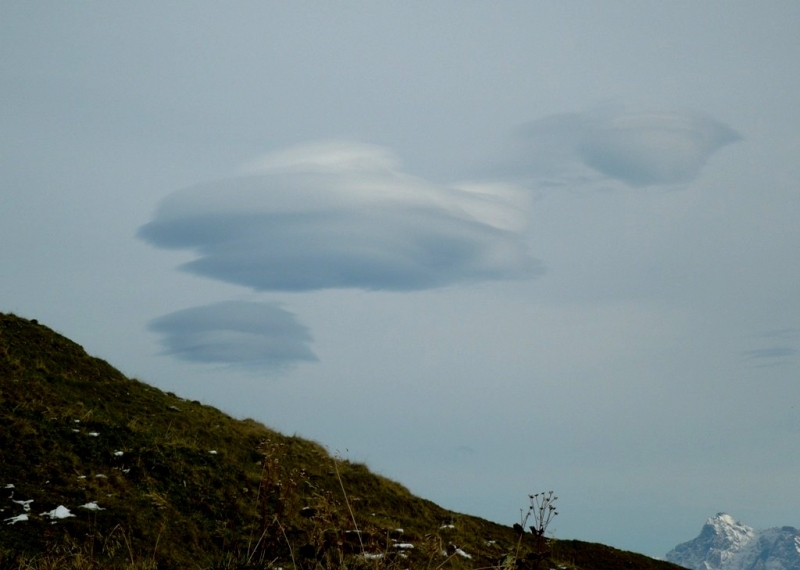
0,313,683,570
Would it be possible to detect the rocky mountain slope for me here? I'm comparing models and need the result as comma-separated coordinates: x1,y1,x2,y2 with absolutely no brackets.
666,513,800,570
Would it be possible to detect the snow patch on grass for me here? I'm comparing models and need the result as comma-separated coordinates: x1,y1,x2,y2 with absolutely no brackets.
43,505,74,519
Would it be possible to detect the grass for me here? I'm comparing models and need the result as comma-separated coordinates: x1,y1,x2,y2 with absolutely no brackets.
0,313,685,570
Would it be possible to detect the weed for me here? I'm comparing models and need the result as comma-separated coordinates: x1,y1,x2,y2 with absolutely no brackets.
502,492,558,570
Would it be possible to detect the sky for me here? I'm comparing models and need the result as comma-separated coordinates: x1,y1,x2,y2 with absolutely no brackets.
2,2,799,558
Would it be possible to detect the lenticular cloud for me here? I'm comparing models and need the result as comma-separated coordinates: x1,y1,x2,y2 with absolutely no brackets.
148,301,317,369
518,107,741,187
139,142,540,292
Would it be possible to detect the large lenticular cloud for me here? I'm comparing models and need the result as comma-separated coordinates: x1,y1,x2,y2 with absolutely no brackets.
138,141,541,292
516,107,741,187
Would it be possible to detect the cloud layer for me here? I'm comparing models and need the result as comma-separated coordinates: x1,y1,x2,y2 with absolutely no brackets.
139,142,540,292
148,301,317,369
515,107,741,187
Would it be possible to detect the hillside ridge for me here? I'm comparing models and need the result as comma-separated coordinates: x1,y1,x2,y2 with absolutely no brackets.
1,312,683,570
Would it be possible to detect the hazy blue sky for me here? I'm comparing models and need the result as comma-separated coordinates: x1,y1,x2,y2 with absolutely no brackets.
2,2,799,557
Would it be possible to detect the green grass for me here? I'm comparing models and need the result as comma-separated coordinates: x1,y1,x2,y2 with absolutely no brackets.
0,313,684,570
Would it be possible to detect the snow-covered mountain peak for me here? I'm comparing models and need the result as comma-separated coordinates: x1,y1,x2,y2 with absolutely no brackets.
704,513,757,550
667,514,800,570
712,513,742,529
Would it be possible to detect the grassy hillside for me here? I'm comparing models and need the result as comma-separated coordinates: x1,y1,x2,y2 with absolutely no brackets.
0,313,683,570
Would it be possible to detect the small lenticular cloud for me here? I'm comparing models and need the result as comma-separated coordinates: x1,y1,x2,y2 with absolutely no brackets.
138,141,541,292
740,345,797,369
515,106,741,187
148,301,317,369
742,347,797,360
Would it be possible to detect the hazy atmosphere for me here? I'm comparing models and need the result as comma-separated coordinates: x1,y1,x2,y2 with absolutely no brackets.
2,2,799,557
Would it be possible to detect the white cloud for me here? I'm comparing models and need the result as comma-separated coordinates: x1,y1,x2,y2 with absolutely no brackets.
139,141,541,292
514,106,741,187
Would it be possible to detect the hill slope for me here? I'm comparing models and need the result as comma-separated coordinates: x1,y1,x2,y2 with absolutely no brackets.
1,312,683,570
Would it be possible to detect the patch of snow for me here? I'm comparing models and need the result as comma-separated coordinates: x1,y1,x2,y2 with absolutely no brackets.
440,524,455,529
393,543,414,550
362,553,384,560
209,450,218,454
5,514,28,525
43,505,74,519
12,500,33,512
95,474,107,478
88,432,100,437
72,429,80,433
114,451,124,456
80,502,104,511
3,484,14,489
455,548,472,559
74,419,80,423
